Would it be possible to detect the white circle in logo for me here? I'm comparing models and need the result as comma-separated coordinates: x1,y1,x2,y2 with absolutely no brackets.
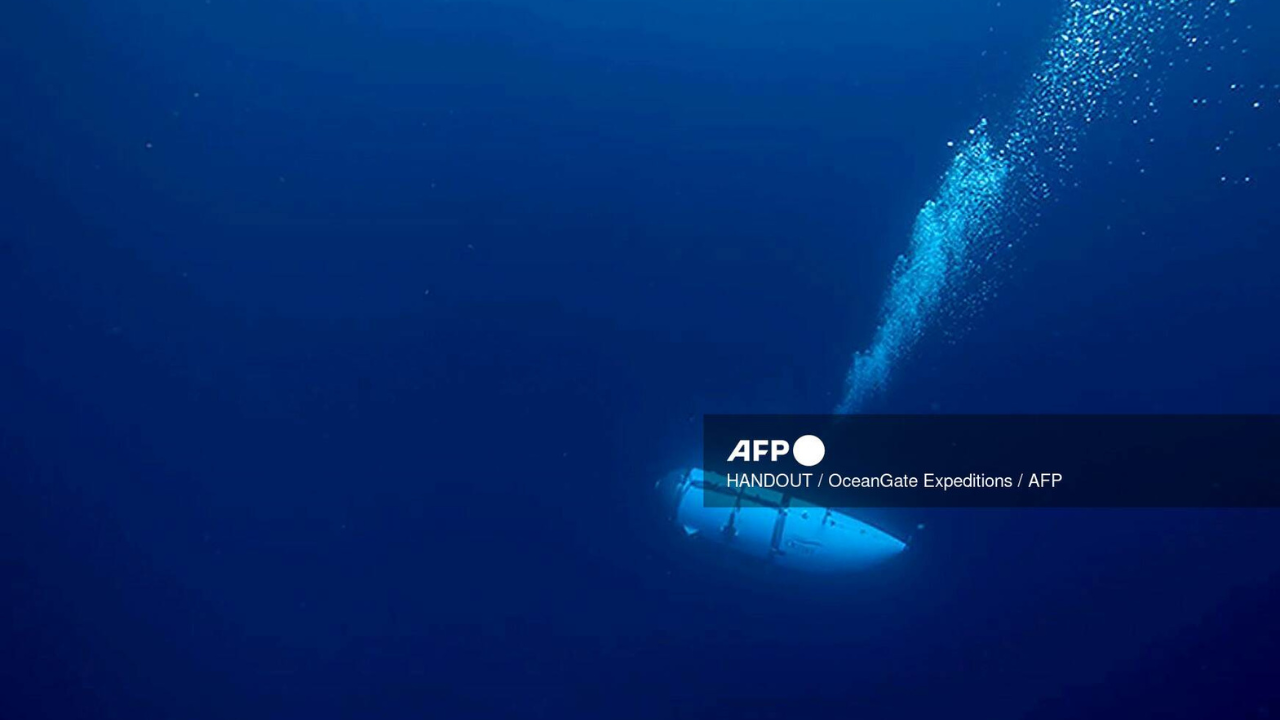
792,435,825,467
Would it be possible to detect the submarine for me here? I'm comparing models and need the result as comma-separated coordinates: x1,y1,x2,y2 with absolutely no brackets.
657,468,907,573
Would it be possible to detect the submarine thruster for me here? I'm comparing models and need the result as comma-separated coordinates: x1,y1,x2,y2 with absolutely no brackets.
657,468,907,572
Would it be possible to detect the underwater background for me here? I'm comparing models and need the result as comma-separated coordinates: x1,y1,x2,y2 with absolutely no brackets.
3,0,1279,717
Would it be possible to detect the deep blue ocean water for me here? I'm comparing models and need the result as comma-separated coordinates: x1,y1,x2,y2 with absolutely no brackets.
4,1,1279,717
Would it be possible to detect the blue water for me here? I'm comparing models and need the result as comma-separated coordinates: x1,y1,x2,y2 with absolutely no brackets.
4,1,1279,718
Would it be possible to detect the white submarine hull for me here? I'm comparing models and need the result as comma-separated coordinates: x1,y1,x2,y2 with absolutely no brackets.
658,468,906,572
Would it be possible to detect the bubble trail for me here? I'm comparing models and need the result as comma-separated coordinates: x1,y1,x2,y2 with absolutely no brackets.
837,0,1213,413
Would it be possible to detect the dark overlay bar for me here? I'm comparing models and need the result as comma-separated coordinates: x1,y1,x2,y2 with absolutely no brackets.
701,415,1280,508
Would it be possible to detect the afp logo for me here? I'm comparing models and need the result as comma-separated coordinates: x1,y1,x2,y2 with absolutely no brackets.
726,435,825,467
